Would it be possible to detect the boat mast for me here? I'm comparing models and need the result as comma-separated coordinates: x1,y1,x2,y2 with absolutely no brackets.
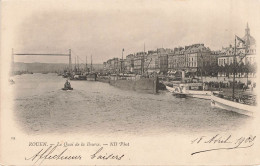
86,56,88,72
143,43,145,75
91,55,93,73
77,56,80,71
74,57,77,72
232,36,237,100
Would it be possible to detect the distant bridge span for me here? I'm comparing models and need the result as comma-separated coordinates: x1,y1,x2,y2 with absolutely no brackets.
14,53,70,56
12,48,72,72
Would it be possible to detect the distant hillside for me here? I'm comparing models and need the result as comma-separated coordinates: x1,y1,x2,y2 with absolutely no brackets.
14,62,103,73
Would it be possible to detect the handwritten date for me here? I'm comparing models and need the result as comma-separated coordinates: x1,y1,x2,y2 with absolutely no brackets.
191,134,256,155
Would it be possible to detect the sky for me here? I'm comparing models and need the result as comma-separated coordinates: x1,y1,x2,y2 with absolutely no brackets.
1,0,260,64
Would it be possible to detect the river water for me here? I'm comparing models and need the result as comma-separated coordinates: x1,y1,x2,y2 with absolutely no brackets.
12,73,250,135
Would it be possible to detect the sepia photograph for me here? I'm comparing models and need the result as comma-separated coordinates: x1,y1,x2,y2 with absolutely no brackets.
1,0,260,165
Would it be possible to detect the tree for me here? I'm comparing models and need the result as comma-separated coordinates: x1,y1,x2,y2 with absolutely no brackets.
200,63,219,77
203,63,211,76
211,64,219,76
218,65,224,76
243,63,250,86
224,64,233,78
237,62,245,77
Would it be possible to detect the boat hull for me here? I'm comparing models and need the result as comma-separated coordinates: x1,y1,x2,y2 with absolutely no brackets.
211,94,255,117
166,86,211,100
62,87,73,90
173,93,187,98
186,90,211,100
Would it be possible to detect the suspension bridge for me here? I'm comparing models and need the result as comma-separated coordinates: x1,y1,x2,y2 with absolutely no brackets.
11,48,72,73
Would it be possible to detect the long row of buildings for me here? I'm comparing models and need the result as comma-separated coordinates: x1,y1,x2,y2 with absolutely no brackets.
103,23,256,76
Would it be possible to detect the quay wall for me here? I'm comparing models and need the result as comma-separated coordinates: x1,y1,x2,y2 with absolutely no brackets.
86,74,97,81
99,76,158,94
110,78,158,94
97,77,110,83
110,79,136,91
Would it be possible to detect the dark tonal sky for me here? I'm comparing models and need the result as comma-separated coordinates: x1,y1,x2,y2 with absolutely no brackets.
2,0,260,63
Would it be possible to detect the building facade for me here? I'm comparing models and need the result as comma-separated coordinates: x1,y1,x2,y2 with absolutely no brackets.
167,44,215,73
144,51,160,74
133,52,146,74
125,54,135,73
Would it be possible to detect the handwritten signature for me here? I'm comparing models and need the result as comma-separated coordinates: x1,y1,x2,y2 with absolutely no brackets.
90,147,125,160
25,143,82,165
25,143,125,165
191,134,256,155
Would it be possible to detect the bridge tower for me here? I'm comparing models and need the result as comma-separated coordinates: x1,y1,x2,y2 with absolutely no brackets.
69,49,72,72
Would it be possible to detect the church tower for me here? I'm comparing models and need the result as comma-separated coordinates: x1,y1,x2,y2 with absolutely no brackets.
245,22,250,46
242,22,256,56
245,22,250,36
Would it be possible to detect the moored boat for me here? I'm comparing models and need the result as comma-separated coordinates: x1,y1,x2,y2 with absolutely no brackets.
179,83,213,100
211,92,256,117
165,85,187,98
9,79,15,85
165,82,216,100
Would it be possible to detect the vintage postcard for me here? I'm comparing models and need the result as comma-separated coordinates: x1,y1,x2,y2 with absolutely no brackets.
1,0,260,165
